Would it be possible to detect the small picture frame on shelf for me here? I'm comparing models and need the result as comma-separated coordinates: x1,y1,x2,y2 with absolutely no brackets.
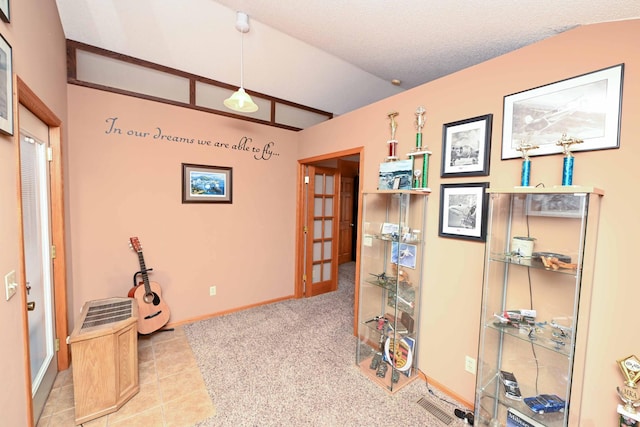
526,193,585,218
391,242,417,269
441,114,492,177
378,160,412,190
438,182,489,241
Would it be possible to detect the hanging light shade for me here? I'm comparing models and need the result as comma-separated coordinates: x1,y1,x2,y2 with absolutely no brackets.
224,12,258,113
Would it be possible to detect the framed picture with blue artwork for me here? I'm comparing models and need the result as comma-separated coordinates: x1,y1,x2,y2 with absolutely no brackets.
181,163,233,204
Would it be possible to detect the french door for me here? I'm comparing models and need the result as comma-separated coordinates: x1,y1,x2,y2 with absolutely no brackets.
303,165,339,297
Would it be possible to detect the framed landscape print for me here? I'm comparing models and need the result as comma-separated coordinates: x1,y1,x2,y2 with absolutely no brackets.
502,64,624,159
182,163,233,204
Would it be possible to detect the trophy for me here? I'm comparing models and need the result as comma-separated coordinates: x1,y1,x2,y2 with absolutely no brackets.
386,111,399,161
413,170,422,188
516,141,539,187
414,106,426,150
617,355,640,420
556,133,583,186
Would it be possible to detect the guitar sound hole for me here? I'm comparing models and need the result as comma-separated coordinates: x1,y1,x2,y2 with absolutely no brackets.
144,292,160,305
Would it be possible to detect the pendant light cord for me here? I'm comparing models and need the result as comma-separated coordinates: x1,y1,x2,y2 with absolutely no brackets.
240,31,245,89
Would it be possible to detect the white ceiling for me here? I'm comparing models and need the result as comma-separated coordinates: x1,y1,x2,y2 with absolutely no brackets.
55,0,639,116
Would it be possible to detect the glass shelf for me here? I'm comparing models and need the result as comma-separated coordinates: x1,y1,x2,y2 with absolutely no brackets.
356,190,427,393
474,188,603,426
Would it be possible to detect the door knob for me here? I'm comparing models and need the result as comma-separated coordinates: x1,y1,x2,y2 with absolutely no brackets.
27,301,36,311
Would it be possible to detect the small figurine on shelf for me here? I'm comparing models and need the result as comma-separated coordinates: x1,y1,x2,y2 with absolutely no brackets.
386,111,399,161
516,141,538,187
556,133,583,186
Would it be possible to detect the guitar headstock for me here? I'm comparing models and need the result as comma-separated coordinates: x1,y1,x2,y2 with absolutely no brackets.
129,236,142,253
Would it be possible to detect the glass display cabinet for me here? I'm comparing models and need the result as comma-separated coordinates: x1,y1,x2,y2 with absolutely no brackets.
356,190,428,393
474,186,603,427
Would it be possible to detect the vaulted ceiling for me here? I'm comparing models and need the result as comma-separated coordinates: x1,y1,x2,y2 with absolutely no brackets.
56,0,639,116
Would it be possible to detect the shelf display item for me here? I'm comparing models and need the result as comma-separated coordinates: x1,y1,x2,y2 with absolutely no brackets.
356,190,428,393
474,186,603,426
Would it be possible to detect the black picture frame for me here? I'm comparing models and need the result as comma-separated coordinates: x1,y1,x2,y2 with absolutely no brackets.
0,33,12,135
502,63,624,159
181,163,233,204
438,182,489,242
441,114,492,177
0,0,9,23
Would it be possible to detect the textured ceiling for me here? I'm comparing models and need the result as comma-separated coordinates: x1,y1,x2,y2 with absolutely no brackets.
56,0,639,116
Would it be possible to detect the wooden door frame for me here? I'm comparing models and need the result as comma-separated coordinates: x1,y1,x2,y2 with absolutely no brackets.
295,147,364,335
16,76,69,426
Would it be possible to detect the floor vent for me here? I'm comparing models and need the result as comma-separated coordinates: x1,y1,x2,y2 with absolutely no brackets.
416,397,454,425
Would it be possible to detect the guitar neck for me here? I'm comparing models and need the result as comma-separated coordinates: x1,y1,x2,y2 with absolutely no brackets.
137,251,152,293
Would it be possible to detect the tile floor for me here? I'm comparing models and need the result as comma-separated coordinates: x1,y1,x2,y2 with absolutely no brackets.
36,326,215,427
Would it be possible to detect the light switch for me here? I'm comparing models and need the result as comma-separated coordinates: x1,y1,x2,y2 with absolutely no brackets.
5,270,17,301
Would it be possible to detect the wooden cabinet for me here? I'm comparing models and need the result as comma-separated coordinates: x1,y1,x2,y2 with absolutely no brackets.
69,297,139,425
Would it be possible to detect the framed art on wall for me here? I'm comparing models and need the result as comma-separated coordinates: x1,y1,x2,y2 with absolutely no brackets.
0,0,9,23
502,64,624,159
182,163,233,204
0,33,12,135
438,182,489,241
441,114,492,177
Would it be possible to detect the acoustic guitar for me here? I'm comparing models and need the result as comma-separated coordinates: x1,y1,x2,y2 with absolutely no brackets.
127,237,171,334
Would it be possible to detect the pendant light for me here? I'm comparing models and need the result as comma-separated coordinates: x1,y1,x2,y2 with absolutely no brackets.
224,12,259,113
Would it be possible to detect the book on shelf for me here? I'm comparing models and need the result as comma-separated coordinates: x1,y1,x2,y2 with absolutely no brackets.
506,408,545,427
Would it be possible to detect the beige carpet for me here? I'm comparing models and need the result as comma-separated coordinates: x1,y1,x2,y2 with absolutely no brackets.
185,262,470,426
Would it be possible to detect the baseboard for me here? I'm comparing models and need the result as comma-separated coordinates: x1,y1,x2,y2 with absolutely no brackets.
165,294,296,328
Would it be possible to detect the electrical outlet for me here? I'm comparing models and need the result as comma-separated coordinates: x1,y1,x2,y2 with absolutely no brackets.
209,286,216,296
465,356,477,374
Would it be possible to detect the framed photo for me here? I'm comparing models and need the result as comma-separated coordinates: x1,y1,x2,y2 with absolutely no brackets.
441,114,492,177
391,242,417,269
0,33,13,135
526,193,585,218
439,182,489,242
378,159,412,190
0,0,9,23
502,64,624,159
181,163,232,204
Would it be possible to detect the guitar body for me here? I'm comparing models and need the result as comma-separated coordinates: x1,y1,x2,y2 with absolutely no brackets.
128,236,171,334
131,280,171,334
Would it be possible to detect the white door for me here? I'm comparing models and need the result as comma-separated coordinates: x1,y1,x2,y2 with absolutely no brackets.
20,106,57,422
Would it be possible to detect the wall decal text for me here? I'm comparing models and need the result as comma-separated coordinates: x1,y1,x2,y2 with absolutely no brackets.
104,117,280,161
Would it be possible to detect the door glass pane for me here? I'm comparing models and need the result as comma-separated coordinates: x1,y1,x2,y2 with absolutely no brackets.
314,174,324,194
325,175,334,193
323,262,331,280
21,136,54,388
314,197,323,216
312,264,321,282
324,241,332,258
324,219,333,237
313,242,321,261
324,197,333,215
314,220,322,238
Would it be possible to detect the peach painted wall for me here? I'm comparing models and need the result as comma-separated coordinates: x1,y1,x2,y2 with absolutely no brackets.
65,86,299,326
0,0,67,425
299,19,640,425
